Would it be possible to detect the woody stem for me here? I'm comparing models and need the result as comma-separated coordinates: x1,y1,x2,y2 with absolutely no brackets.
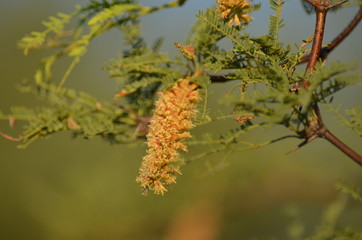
306,6,327,74
304,0,362,165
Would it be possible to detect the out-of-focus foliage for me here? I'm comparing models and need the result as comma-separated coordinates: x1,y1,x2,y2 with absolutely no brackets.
329,105,362,137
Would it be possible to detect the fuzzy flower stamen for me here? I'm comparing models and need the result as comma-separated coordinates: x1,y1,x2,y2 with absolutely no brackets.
136,78,199,195
217,0,253,26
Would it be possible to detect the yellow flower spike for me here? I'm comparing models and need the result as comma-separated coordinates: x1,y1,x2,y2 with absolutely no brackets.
217,0,253,26
136,77,199,195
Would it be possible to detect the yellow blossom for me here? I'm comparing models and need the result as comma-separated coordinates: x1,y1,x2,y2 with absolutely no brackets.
217,0,252,26
136,78,199,195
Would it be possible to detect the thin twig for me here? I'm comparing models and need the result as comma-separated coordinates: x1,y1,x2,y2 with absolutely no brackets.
0,131,23,142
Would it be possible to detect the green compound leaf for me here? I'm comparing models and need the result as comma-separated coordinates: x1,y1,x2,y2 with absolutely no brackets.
88,3,142,25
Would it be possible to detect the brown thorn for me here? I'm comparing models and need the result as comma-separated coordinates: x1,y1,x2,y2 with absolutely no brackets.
286,134,318,155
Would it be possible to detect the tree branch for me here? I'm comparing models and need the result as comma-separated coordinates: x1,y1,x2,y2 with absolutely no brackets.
292,1,362,166
320,128,362,166
325,6,362,52
300,5,361,64
306,4,328,75
313,105,362,165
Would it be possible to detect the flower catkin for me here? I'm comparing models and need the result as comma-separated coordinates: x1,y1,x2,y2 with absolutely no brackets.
217,0,252,26
136,78,199,195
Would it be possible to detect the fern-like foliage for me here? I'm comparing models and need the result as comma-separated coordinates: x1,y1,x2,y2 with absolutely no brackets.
3,1,195,147
87,3,142,25
188,8,229,64
104,21,187,117
18,12,74,55
223,61,360,134
268,0,285,42
282,182,362,240
345,106,362,136
329,105,362,137
336,181,362,203
1,1,361,197
195,5,360,141
196,10,250,53
309,62,360,103
12,0,360,152
1,84,137,148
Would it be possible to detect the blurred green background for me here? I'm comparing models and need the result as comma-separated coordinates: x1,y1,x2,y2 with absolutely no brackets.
0,1,361,240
